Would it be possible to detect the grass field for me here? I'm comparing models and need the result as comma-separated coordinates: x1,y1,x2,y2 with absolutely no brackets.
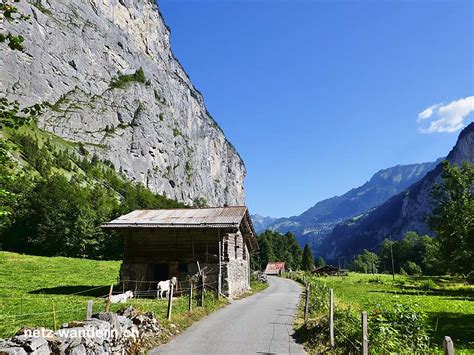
0,251,263,345
292,272,474,354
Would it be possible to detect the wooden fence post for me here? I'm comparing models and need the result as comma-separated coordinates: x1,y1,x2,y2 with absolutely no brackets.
87,300,93,320
218,236,222,298
361,311,368,355
330,289,334,348
304,284,310,322
105,284,113,312
443,336,454,355
200,271,205,307
188,282,193,312
167,281,174,320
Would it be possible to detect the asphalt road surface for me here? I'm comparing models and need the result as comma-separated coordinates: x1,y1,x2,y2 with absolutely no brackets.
149,276,306,355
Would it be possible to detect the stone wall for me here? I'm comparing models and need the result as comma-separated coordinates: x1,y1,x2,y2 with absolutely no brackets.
0,307,162,355
223,256,250,297
222,232,250,297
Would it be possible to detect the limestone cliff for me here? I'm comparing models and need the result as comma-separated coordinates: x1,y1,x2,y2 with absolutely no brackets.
0,0,245,206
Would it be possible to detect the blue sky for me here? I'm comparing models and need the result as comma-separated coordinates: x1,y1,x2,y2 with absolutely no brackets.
158,0,474,217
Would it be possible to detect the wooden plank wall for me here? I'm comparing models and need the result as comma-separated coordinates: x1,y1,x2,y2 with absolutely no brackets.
123,228,229,264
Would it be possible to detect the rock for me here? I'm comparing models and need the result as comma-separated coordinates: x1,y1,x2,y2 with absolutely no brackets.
23,337,48,352
0,347,28,355
0,0,246,207
68,344,87,355
2,307,159,354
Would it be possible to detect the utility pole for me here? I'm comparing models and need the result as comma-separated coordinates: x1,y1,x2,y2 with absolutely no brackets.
389,235,395,281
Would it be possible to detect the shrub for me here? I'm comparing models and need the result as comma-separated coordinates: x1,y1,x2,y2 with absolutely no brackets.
466,271,474,285
369,304,430,353
419,279,437,291
109,68,147,89
368,277,386,284
404,261,422,276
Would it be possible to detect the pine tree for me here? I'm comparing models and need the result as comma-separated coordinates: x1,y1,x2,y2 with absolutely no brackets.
301,244,315,271
315,256,326,268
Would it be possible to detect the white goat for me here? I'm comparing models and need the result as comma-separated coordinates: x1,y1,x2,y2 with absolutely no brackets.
109,290,134,304
157,277,177,299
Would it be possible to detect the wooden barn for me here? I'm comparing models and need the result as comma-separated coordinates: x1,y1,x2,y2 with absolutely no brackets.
264,262,286,276
102,206,258,298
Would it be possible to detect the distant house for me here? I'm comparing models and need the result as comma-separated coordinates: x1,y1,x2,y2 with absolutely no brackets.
313,265,346,276
102,206,258,298
265,262,286,276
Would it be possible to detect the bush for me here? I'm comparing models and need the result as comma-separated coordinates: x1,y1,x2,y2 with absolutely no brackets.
368,277,386,284
369,304,430,353
109,68,147,89
404,261,422,276
419,279,437,291
466,271,474,285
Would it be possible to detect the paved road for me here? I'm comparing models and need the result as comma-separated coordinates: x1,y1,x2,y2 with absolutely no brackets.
149,276,306,355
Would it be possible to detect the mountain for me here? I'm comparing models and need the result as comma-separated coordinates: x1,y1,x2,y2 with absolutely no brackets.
320,122,474,261
251,214,278,233
256,160,440,250
0,0,245,207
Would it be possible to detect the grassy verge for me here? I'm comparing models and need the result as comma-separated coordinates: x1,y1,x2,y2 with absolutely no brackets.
0,252,268,351
288,272,474,354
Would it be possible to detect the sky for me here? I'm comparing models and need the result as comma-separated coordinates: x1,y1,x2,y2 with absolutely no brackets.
158,0,474,217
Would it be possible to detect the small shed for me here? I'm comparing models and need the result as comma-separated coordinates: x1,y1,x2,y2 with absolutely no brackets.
102,206,258,298
265,262,286,276
313,265,345,276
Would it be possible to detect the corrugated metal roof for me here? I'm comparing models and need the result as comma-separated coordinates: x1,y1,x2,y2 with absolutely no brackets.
265,262,286,274
102,206,248,229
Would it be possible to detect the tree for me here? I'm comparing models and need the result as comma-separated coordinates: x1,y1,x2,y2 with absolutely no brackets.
315,256,326,268
301,244,315,271
429,161,474,274
0,139,15,225
380,232,439,275
283,232,303,270
353,249,379,274
252,231,303,271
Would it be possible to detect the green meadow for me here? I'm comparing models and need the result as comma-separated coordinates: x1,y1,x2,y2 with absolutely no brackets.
292,272,474,354
0,251,229,343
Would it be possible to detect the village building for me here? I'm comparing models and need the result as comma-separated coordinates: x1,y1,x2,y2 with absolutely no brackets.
102,206,257,298
264,262,286,276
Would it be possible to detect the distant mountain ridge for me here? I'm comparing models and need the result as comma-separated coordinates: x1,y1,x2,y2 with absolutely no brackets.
252,159,440,251
251,214,278,233
320,122,474,261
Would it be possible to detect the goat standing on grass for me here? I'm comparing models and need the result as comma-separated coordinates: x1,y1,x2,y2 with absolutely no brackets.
157,277,177,299
108,290,134,304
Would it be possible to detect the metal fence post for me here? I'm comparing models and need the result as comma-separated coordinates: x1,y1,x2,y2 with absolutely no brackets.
304,284,310,322
167,281,174,320
330,289,334,347
188,281,193,312
200,271,205,307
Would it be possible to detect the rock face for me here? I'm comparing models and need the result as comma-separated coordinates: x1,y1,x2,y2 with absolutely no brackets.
255,160,439,250
0,0,245,206
321,122,474,261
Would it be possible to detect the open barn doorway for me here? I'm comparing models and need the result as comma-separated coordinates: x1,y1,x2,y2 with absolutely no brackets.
153,263,169,281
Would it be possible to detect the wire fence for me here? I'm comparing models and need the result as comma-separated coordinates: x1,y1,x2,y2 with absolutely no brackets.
0,276,223,339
